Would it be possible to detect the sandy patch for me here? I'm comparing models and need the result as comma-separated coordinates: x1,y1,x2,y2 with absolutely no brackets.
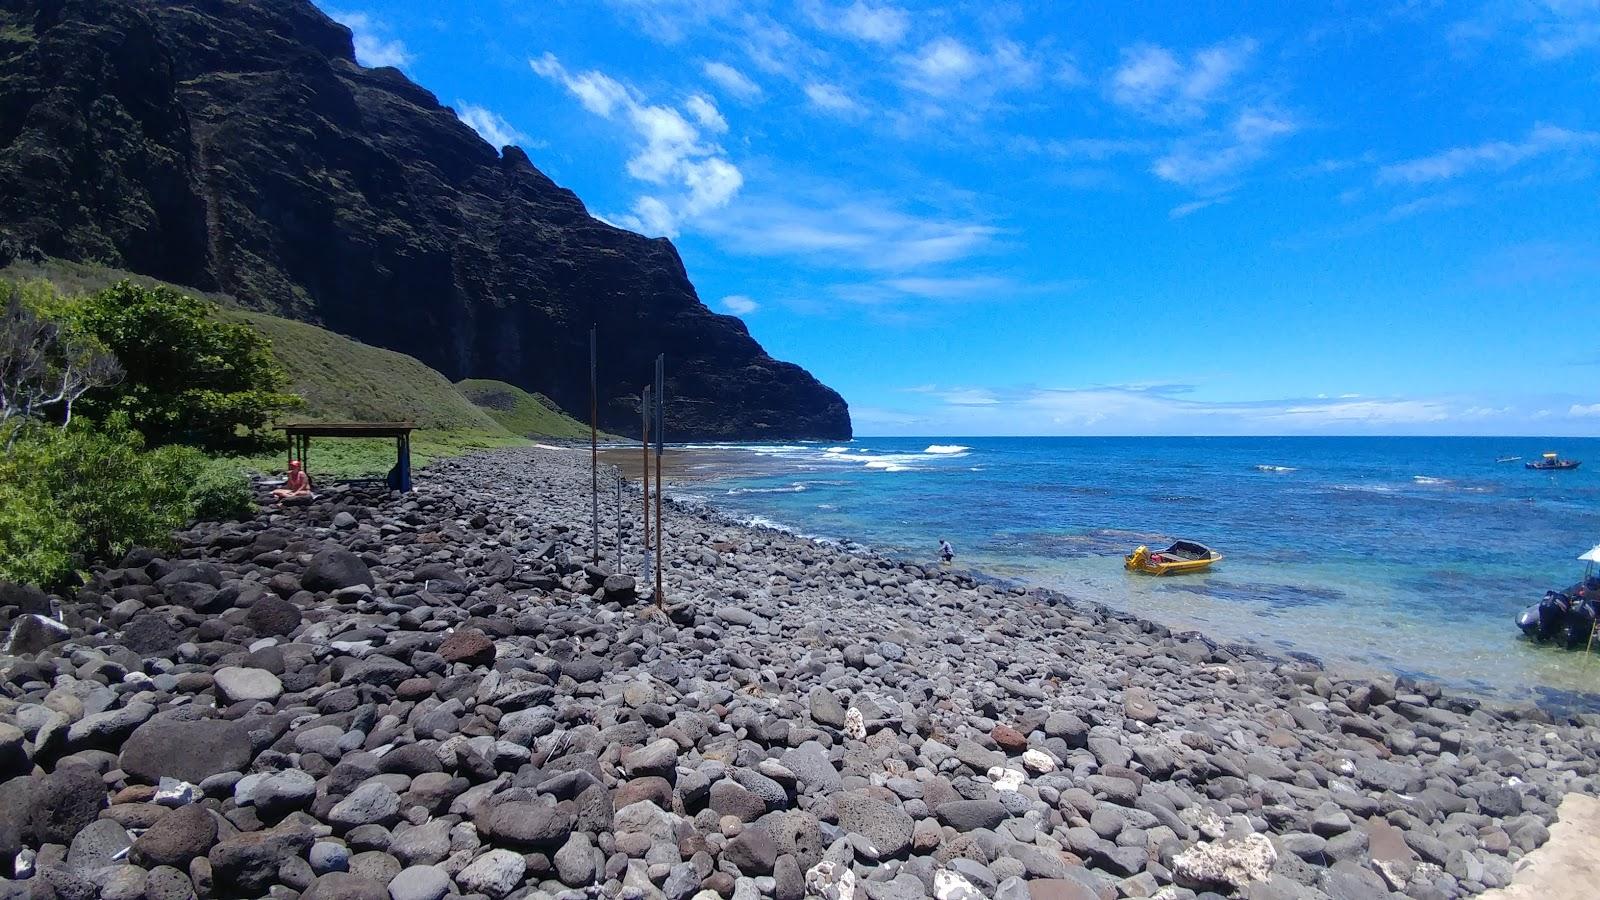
1482,793,1600,900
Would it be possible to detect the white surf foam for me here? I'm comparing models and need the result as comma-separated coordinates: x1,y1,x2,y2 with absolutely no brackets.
924,444,971,455
726,483,808,495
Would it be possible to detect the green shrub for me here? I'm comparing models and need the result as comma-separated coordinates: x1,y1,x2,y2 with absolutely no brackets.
187,457,255,522
0,466,77,587
0,416,252,586
72,281,302,450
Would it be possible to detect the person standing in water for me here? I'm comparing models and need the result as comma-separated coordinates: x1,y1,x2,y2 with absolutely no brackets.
939,539,955,564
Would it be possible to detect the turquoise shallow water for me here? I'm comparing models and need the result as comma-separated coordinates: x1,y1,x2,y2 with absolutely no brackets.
663,436,1600,709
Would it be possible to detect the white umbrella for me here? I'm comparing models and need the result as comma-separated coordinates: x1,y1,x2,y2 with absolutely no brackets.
1580,544,1600,564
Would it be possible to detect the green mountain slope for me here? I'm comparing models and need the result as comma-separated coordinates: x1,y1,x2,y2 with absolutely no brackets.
1,259,601,475
457,379,619,441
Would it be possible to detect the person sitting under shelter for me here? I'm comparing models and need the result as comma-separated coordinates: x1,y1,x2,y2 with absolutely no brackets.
271,460,314,502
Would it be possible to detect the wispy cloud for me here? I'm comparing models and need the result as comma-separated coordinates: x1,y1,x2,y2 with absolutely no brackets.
1384,189,1473,221
328,10,413,69
532,52,743,236
1030,137,1153,160
804,82,866,117
1170,197,1226,219
896,37,1039,103
874,382,1521,435
807,0,911,45
828,274,1025,307
718,294,760,314
1152,107,1298,189
702,61,763,101
702,195,1001,271
1571,403,1600,418
684,94,728,132
1450,0,1600,60
1108,38,1256,122
1377,124,1600,184
455,102,529,150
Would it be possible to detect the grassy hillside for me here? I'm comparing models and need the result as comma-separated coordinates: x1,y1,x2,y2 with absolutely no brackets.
1,259,602,476
230,311,502,431
457,378,618,440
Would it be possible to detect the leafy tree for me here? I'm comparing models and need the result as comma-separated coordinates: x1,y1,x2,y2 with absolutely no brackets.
73,281,300,450
0,282,122,449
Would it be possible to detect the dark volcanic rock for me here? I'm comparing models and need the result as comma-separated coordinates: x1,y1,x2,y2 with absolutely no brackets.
0,581,50,615
0,0,850,441
29,765,107,845
131,802,217,867
302,547,374,593
438,629,495,666
120,716,255,784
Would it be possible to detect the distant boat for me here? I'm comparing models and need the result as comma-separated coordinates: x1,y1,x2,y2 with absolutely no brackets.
1526,452,1581,471
1495,456,1522,464
1126,541,1222,576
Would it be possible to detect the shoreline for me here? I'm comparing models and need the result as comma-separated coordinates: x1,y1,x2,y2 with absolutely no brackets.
1,444,1597,900
606,445,1600,715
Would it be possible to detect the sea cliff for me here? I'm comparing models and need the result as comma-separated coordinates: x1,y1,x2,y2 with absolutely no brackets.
0,0,850,441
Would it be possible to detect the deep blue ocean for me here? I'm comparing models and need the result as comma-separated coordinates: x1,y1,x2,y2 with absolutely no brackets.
664,436,1600,708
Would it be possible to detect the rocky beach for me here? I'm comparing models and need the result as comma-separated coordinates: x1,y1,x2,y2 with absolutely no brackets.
3,446,1598,900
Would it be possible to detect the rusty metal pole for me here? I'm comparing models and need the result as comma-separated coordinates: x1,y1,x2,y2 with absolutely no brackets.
589,327,599,563
654,354,665,606
641,386,652,589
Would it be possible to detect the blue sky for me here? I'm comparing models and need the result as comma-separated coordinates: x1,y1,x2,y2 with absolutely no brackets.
324,1,1600,436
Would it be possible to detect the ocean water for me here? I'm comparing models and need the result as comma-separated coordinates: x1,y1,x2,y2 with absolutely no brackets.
663,436,1600,709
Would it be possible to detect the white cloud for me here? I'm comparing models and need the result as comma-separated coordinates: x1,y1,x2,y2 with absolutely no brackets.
1152,107,1298,188
701,195,1000,271
1265,398,1450,425
827,275,1024,307
1109,38,1256,122
328,10,413,69
1377,124,1600,184
882,383,1505,434
739,17,818,77
455,102,528,150
804,82,865,117
1450,1,1600,60
684,94,728,132
1384,190,1473,221
719,294,760,315
809,0,911,44
1170,197,1225,219
897,37,1039,101
1571,403,1600,418
702,61,763,101
532,52,743,237
1028,137,1152,160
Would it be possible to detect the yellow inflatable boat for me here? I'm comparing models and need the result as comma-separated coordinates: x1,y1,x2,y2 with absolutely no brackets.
1126,541,1222,576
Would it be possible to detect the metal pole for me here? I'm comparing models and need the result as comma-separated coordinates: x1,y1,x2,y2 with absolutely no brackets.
589,327,599,563
654,354,665,606
641,386,652,588
614,469,623,575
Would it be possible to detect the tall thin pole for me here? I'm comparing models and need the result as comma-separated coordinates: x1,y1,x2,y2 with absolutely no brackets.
654,354,665,606
589,327,599,563
641,386,652,588
614,469,623,575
